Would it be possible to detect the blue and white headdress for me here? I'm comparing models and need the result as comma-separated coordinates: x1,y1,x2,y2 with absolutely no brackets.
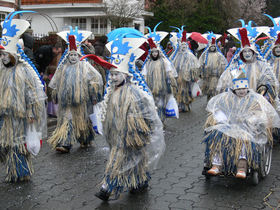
231,60,249,90
145,22,168,47
227,19,266,44
0,10,44,87
262,14,280,60
105,32,149,93
57,26,92,55
0,10,35,54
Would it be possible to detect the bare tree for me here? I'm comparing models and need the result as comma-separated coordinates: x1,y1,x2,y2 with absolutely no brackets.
104,0,145,28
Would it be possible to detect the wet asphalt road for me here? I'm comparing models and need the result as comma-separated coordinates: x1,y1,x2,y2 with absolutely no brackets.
0,96,280,210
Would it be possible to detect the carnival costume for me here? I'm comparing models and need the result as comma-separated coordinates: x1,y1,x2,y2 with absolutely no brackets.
142,24,177,121
262,15,280,99
171,29,200,112
217,27,279,106
199,33,227,100
95,32,165,201
203,65,280,177
0,11,47,182
48,28,103,152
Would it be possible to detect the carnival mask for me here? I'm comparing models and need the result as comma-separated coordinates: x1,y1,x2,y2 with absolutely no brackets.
235,88,248,97
1,52,11,65
242,48,254,62
273,46,280,57
151,49,159,60
68,52,79,64
110,71,126,87
209,46,216,52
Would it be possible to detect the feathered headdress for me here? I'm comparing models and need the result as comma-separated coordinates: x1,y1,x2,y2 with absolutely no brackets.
145,22,168,46
0,10,36,54
57,26,92,55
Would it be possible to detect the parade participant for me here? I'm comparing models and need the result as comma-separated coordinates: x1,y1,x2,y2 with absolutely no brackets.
203,64,280,178
142,37,177,122
0,11,47,182
165,41,174,57
171,30,200,112
199,33,228,100
226,47,236,63
217,27,278,105
263,15,280,99
95,33,165,201
48,28,103,153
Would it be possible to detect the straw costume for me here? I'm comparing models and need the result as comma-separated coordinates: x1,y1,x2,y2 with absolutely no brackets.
199,33,227,100
0,11,47,182
171,30,200,112
95,32,165,201
204,64,280,178
48,28,103,152
142,25,177,121
263,15,280,98
217,26,279,106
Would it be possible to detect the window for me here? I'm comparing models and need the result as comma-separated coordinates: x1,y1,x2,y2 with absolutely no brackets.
91,18,108,35
0,13,6,22
91,18,99,34
99,18,107,35
0,13,6,36
71,18,86,30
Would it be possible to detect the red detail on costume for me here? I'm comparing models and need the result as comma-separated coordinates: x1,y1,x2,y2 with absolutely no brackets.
68,35,77,51
188,41,192,49
211,38,216,45
275,33,280,45
182,31,187,42
256,36,269,43
139,42,149,61
80,54,117,69
167,49,173,55
0,45,5,50
239,28,250,48
147,38,157,49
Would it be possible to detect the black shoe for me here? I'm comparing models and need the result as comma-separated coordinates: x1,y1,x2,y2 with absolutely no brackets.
130,182,149,194
95,189,110,201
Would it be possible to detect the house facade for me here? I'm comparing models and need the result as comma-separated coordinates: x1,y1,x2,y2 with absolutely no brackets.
0,0,19,23
20,0,153,37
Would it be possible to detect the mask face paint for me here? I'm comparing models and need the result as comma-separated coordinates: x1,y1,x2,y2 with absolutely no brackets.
1,52,11,65
273,46,280,56
181,43,187,52
151,50,159,58
68,52,79,64
151,49,159,60
110,71,126,87
242,48,254,62
235,88,248,97
209,46,216,52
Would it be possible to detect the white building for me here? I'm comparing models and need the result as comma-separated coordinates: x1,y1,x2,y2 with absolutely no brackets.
0,0,18,23
20,0,153,37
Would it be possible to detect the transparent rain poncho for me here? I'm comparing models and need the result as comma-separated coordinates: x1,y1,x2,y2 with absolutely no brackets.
205,90,280,145
217,56,279,96
142,51,177,121
0,56,47,182
0,57,47,147
48,59,103,148
101,80,165,192
199,48,228,97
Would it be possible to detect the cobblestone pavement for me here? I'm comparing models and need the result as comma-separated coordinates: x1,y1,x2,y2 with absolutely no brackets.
1,96,280,210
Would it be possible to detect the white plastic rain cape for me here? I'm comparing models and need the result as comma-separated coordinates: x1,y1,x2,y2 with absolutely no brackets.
217,56,279,95
103,82,165,174
205,90,280,144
